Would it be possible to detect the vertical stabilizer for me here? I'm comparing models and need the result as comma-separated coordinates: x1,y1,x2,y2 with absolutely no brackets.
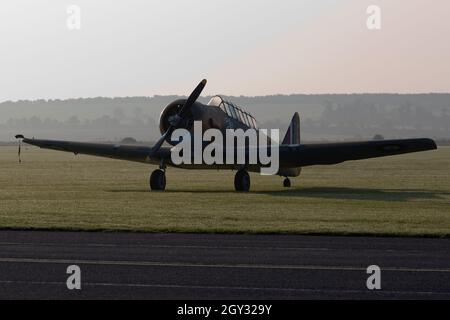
282,112,300,145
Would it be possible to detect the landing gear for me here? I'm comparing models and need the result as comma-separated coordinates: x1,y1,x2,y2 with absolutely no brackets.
283,177,291,188
234,170,250,192
150,169,166,191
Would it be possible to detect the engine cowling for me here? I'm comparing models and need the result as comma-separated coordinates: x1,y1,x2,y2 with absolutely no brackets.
159,99,194,145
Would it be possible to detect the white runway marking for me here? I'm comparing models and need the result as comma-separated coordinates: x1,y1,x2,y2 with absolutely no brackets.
1,257,449,273
0,242,332,251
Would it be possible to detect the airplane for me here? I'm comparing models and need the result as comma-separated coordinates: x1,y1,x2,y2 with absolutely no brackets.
15,79,437,192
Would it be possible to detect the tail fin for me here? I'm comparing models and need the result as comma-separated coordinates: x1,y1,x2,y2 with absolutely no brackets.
282,112,300,145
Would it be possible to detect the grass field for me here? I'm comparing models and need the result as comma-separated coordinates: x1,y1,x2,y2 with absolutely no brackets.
0,146,449,237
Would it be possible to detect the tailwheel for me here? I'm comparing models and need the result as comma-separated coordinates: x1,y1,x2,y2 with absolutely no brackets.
234,170,250,192
150,169,166,191
283,177,291,188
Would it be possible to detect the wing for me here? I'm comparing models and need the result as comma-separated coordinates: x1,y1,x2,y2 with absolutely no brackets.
17,135,437,169
16,135,170,165
280,138,437,167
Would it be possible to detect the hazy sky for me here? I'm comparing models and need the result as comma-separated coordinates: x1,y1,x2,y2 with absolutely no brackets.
1,0,449,101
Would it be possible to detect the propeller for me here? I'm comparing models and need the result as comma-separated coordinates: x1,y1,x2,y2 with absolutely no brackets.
151,79,207,153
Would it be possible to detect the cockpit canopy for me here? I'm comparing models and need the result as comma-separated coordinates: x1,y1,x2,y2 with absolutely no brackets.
207,96,258,129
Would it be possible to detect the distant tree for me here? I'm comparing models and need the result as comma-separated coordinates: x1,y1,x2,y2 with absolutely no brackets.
373,134,384,140
113,107,125,120
92,115,119,128
121,137,137,144
133,107,143,119
29,116,43,128
66,115,81,127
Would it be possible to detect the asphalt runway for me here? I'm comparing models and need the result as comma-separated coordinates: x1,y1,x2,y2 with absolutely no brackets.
0,230,449,299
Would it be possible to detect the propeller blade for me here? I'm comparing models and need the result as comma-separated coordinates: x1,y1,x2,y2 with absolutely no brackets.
151,126,174,153
179,79,207,117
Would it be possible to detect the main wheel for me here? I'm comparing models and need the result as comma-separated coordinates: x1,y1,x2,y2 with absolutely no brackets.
283,177,291,188
234,170,250,192
150,169,166,191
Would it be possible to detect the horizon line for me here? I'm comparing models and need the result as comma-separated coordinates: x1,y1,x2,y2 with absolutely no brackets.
2,92,450,104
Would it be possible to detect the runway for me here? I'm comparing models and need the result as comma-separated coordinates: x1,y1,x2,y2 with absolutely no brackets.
0,230,449,299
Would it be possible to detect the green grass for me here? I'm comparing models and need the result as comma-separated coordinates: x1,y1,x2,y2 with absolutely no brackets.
0,146,449,237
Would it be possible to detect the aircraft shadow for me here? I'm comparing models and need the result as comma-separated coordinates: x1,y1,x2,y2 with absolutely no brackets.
257,187,449,202
106,187,449,202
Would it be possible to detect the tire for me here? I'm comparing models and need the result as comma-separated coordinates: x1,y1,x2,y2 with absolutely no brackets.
234,170,250,192
150,169,166,191
283,178,291,188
